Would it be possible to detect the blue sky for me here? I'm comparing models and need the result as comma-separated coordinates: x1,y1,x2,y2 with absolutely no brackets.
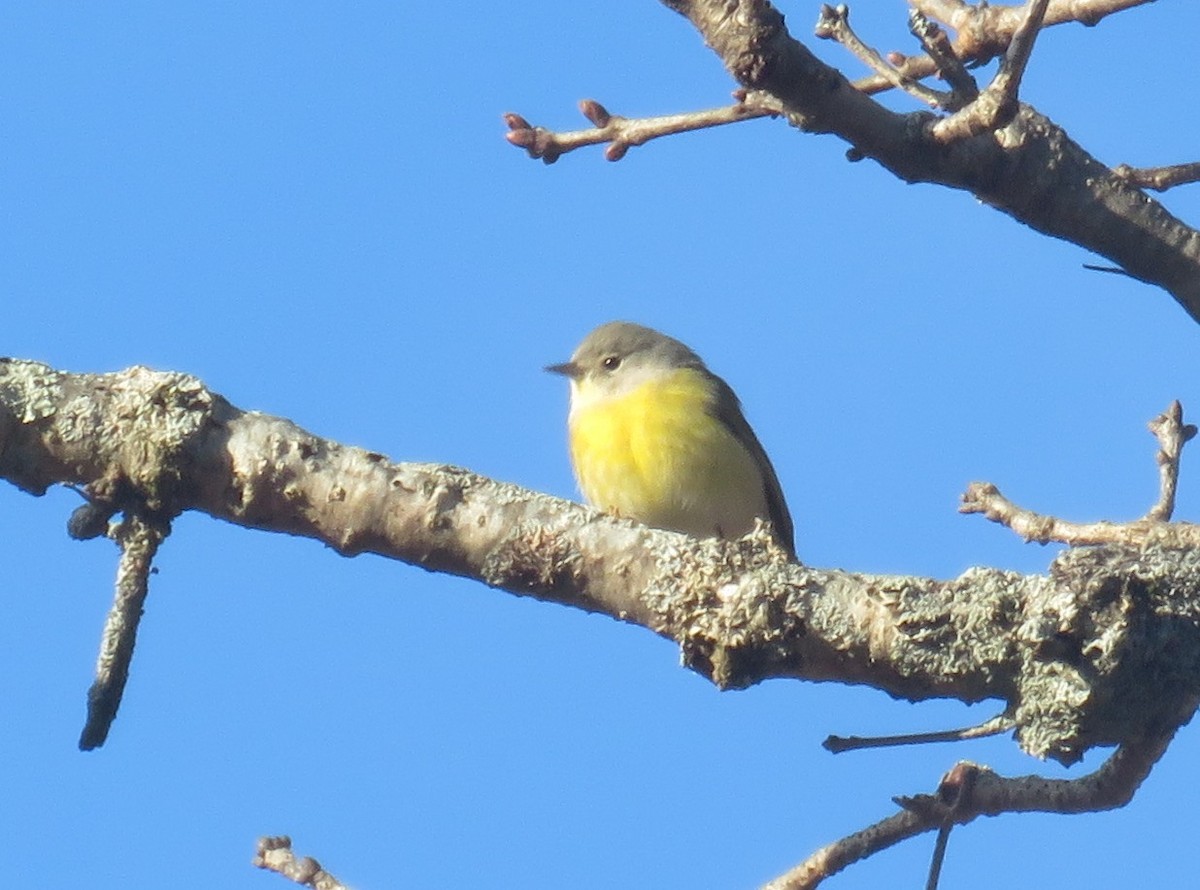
4,3,1200,887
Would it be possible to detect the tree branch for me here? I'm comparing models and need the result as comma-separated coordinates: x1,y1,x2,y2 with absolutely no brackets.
4,358,1200,759
510,1,1200,320
647,0,1200,320
5,360,1200,882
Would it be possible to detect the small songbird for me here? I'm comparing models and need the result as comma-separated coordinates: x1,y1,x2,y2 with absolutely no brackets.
546,321,795,559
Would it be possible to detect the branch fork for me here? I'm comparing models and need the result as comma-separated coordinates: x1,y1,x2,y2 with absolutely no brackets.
783,400,1200,888
961,401,1200,547
928,0,1050,142
764,727,1180,889
852,1,1155,96
817,0,1050,141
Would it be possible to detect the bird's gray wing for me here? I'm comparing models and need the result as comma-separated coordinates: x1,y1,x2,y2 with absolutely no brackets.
708,373,796,561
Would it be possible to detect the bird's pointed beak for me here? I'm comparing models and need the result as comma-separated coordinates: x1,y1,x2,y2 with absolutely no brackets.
545,360,581,379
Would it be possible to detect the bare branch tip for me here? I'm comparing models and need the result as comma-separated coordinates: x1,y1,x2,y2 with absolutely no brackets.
893,791,939,819
822,733,850,753
1144,400,1193,521
503,118,563,165
579,99,611,127
1082,263,1132,277
814,4,847,39
504,128,534,149
502,112,531,131
958,481,996,513
907,9,935,39
255,835,348,889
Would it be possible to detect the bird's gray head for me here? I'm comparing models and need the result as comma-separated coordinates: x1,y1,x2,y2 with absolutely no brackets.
545,321,705,398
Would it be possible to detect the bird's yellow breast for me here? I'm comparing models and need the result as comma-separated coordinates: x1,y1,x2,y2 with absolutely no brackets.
567,367,767,540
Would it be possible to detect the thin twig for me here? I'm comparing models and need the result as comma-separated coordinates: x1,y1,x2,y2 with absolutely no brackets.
960,481,1114,544
908,11,978,106
505,93,778,164
1082,263,1134,277
254,836,350,890
930,0,1050,142
853,1,1153,97
958,482,1200,546
1145,400,1197,521
992,0,1051,96
79,512,169,751
815,4,952,109
915,0,1153,34
927,824,952,890
921,763,978,890
824,713,1013,754
762,728,1178,890
1113,162,1200,192
761,804,929,889
962,401,1198,545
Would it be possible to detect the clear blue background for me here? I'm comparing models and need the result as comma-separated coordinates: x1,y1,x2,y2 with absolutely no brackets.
3,3,1199,887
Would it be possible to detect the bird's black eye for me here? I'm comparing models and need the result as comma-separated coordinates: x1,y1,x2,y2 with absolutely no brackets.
601,355,621,371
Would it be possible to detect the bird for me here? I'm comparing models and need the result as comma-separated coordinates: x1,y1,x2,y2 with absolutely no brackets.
546,321,795,559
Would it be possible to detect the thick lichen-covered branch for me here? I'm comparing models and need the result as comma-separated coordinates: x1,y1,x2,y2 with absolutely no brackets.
4,358,1200,773
5,359,1200,888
